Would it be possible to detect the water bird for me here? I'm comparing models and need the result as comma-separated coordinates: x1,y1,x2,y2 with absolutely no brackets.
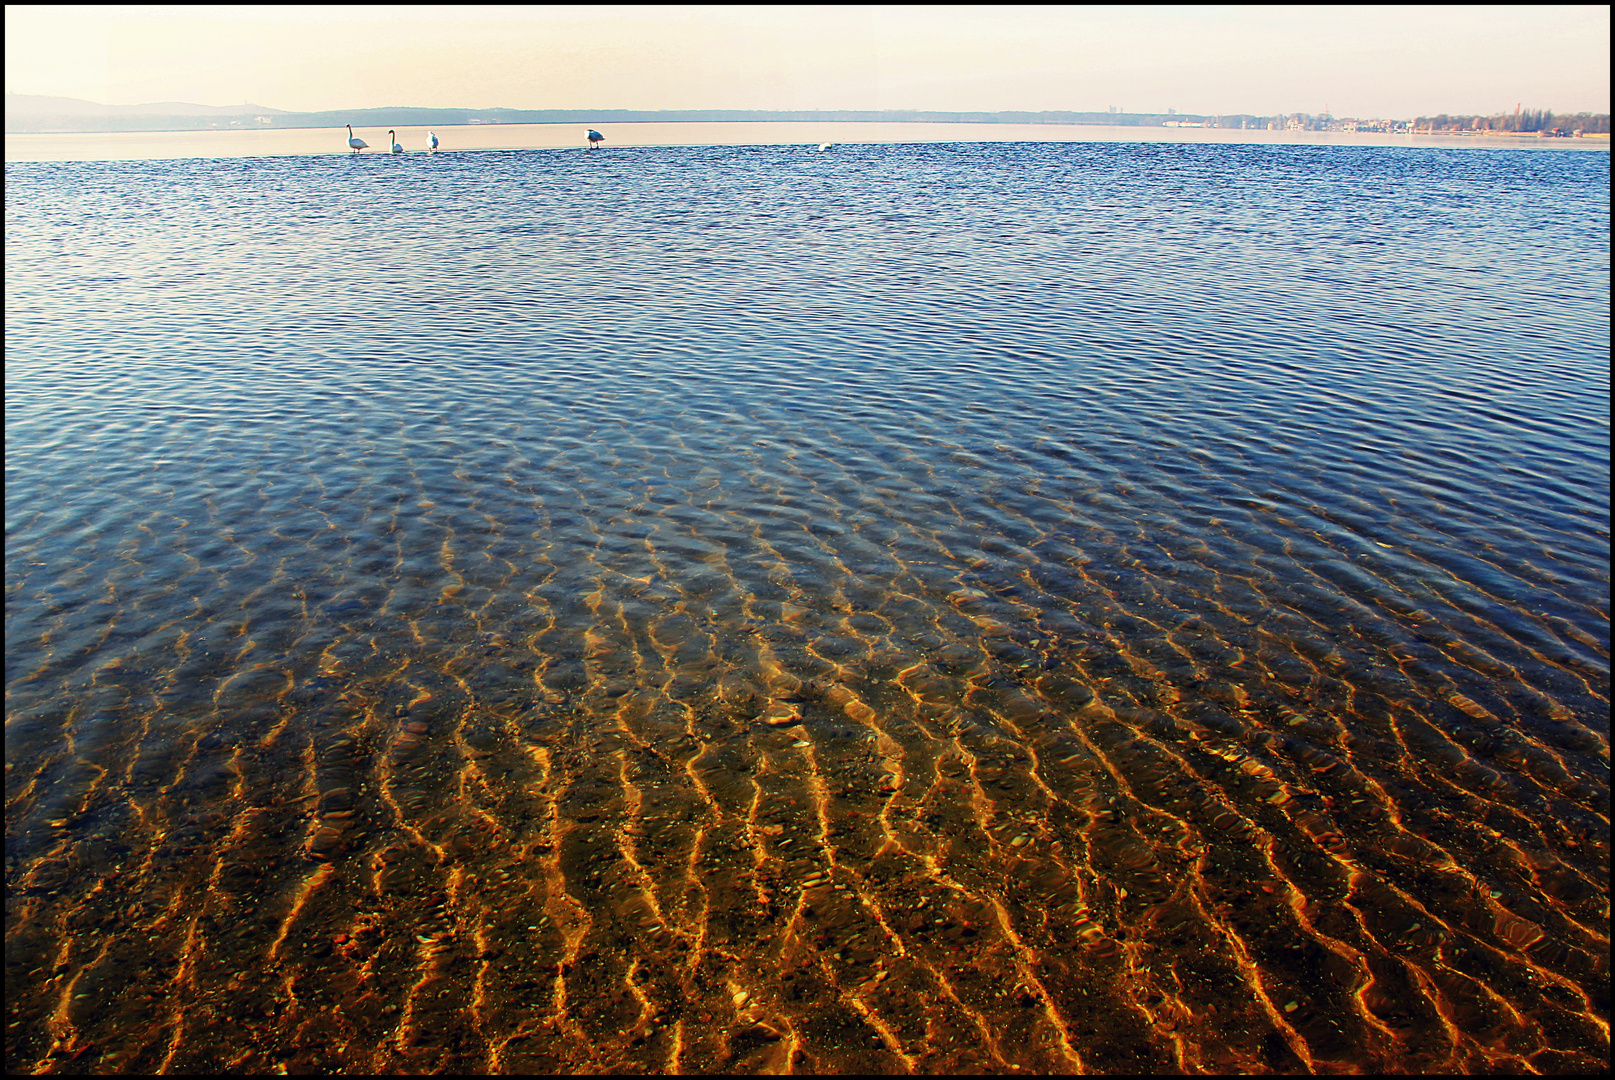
346,125,368,153
587,128,605,148
818,142,832,151
390,129,404,155
428,131,439,152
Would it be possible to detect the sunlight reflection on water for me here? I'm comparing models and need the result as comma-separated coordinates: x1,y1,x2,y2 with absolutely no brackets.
5,140,1608,1074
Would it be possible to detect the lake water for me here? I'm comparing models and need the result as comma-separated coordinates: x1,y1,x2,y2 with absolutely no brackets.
5,140,1609,1073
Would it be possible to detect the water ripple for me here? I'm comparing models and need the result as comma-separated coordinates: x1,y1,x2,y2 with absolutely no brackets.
5,141,1609,1073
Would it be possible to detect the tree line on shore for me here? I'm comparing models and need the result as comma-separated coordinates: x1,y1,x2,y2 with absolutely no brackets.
7,94,1610,136
1415,110,1610,134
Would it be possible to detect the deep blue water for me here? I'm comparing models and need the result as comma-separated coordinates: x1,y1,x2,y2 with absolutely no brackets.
5,142,1609,1073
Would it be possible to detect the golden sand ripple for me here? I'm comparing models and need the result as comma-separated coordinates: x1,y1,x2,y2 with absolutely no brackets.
5,420,1609,1075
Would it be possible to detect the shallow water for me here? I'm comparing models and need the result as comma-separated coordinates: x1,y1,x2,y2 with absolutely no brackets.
9,120,1608,163
5,142,1609,1073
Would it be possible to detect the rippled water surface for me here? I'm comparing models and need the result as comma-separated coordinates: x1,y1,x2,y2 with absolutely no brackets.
6,143,1610,1073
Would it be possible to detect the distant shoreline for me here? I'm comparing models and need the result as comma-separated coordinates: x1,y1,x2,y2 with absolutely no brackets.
7,116,1608,142
9,101,1609,138
10,121,1605,139
1412,129,1610,140
8,95,1610,139
7,108,1202,136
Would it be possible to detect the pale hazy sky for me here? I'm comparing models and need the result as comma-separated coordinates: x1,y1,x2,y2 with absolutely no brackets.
5,5,1610,118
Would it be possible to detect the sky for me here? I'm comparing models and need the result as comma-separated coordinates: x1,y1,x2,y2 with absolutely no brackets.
5,5,1610,118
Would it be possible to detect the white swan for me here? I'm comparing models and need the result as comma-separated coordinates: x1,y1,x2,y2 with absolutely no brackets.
346,125,368,153
389,129,404,155
587,128,604,148
428,131,439,152
817,142,832,151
